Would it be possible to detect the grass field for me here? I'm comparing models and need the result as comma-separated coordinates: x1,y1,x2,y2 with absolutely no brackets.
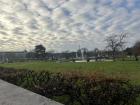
0,61,140,84
0,61,140,104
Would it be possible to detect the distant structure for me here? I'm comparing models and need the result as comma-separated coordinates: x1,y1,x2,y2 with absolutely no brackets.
0,51,27,63
76,46,88,60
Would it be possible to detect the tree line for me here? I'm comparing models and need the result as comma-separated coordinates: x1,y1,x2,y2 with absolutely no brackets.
26,33,140,61
105,32,140,61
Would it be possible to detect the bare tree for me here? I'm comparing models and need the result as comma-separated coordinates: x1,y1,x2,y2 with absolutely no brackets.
105,33,127,61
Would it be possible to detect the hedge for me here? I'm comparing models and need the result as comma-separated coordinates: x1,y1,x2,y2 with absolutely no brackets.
0,67,140,105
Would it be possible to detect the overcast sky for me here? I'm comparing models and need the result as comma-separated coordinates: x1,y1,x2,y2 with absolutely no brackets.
0,0,140,52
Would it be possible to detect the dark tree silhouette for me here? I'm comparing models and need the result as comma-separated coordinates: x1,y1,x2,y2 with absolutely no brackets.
124,47,133,60
34,44,46,59
133,41,140,61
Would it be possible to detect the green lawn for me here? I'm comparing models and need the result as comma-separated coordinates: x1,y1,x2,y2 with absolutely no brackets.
0,61,140,104
0,61,140,84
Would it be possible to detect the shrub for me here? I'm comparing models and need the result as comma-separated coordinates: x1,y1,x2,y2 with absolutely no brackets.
0,67,140,105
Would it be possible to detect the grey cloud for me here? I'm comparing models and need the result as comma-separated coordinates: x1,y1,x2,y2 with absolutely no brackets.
0,0,140,51
0,31,8,35
12,27,26,35
0,22,6,30
27,19,40,30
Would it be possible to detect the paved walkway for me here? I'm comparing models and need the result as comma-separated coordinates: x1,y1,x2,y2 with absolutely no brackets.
0,80,63,105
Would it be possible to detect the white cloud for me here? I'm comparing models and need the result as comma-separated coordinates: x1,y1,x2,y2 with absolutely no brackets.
0,0,140,51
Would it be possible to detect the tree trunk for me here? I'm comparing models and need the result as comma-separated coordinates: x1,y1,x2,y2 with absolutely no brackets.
112,50,116,61
135,54,138,61
121,51,126,61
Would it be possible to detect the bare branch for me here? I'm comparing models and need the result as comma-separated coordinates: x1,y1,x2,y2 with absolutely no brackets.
105,32,128,61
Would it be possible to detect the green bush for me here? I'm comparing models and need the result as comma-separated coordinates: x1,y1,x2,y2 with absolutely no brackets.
0,67,140,105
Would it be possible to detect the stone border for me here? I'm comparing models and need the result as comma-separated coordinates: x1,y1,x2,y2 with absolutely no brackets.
0,80,63,105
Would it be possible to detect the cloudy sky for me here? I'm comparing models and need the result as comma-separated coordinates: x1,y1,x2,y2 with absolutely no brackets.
0,0,140,52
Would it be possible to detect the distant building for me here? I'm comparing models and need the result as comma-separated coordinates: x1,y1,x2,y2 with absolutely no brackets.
0,51,27,62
